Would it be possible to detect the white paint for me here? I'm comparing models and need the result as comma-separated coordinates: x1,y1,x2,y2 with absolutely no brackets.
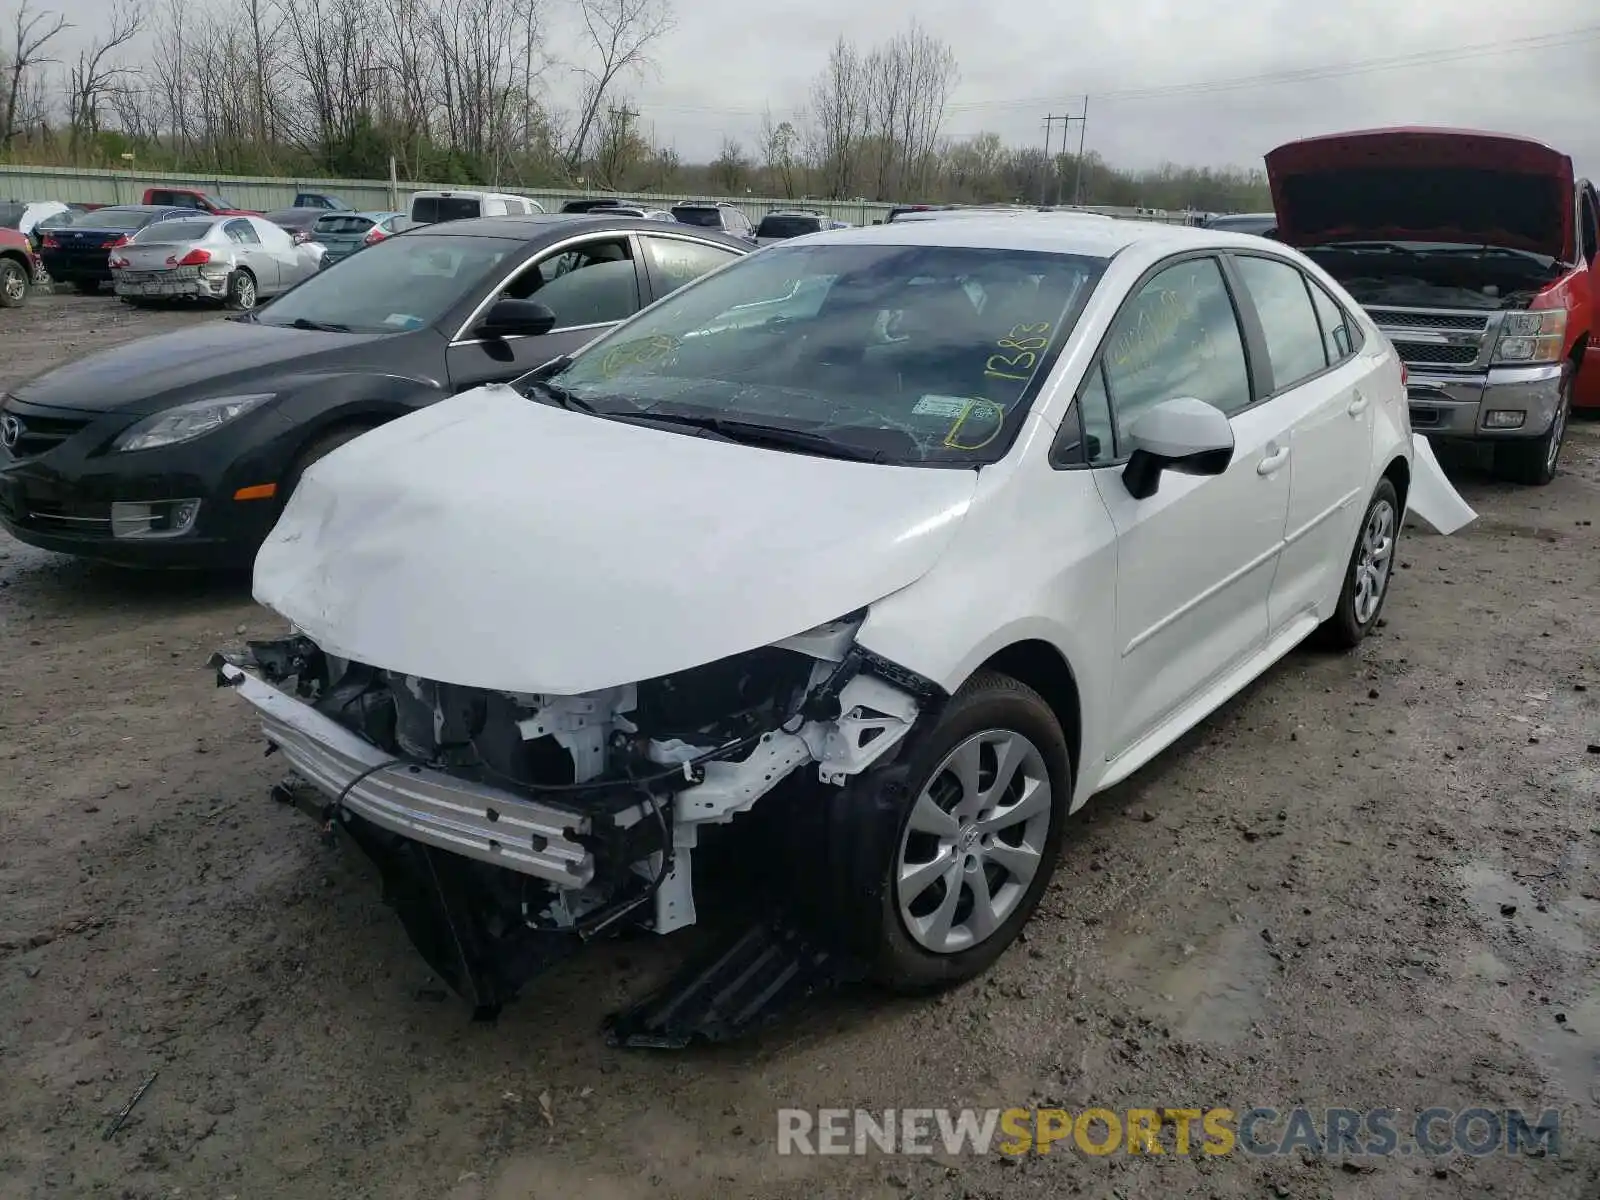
1406,433,1478,535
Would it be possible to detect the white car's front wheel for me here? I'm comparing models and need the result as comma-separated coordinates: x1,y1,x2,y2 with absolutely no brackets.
864,671,1072,992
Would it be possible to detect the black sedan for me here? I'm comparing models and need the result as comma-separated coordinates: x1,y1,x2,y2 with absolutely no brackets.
0,215,749,567
38,205,196,292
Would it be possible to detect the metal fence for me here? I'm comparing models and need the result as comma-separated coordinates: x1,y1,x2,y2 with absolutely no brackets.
0,162,1194,225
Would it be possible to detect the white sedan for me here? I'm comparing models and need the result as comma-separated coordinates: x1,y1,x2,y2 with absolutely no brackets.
220,214,1452,1013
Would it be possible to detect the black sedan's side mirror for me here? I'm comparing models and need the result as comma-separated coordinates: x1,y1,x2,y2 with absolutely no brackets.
478,298,557,339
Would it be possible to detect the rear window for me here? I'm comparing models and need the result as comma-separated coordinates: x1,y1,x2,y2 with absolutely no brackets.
672,206,723,228
69,207,159,230
756,214,822,239
315,215,375,234
0,203,24,228
411,196,482,223
131,220,216,242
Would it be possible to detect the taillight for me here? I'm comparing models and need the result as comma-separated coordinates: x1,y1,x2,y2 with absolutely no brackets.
166,248,211,266
41,234,58,248
108,235,129,249
363,226,386,245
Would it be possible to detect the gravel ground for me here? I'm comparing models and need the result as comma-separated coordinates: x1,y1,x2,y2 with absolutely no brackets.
1,290,1597,1199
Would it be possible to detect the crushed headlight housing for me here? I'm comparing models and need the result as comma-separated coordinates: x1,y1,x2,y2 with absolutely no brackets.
114,393,275,453
1492,310,1566,365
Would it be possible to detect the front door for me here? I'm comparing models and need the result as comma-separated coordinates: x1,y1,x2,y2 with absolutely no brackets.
445,233,647,391
1228,252,1374,635
1085,254,1293,760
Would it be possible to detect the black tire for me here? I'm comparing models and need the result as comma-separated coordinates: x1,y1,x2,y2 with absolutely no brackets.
1320,477,1401,651
782,670,1072,994
72,278,100,295
225,269,258,311
1492,364,1572,486
0,257,29,307
280,424,376,508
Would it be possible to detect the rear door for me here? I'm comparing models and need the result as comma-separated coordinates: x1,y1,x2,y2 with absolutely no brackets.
636,232,744,302
1226,251,1373,636
224,218,275,288
445,231,647,390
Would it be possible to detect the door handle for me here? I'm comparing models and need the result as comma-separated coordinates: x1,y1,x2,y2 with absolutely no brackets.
1257,445,1290,476
1347,391,1370,416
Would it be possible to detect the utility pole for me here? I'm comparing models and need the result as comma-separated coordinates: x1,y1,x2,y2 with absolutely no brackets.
1072,96,1089,207
1040,115,1062,206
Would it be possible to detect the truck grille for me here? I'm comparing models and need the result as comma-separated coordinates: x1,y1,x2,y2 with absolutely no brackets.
1368,308,1489,332
1391,342,1481,367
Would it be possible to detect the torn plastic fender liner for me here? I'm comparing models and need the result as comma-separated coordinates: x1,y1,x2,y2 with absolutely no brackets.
1406,434,1477,535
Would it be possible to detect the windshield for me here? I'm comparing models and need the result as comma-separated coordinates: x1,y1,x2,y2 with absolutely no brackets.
315,214,375,235
672,206,723,228
131,219,215,243
756,215,822,239
71,207,161,230
537,242,1106,466
411,196,481,223
253,232,521,333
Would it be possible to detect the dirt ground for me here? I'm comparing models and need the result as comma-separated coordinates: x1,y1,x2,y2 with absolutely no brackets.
1,289,1597,1200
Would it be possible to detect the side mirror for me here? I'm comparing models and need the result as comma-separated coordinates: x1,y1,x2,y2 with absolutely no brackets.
477,298,556,339
1121,397,1234,500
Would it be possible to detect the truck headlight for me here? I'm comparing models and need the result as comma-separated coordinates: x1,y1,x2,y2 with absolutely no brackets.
114,393,275,452
1492,310,1566,366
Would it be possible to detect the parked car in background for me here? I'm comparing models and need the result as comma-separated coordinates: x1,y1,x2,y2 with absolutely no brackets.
0,227,39,306
263,207,333,245
671,201,754,239
293,192,352,211
211,213,1421,1015
313,211,412,267
753,209,835,245
603,205,675,221
38,205,195,293
561,197,629,213
141,187,258,216
0,200,72,241
1202,212,1277,237
1266,126,1598,484
409,190,545,224
110,214,321,310
0,215,750,567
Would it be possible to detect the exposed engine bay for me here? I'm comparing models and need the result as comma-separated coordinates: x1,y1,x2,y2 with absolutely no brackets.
1304,245,1563,312
214,614,938,1020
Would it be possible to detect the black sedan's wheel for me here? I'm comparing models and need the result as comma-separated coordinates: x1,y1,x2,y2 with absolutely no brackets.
0,257,29,307
226,270,257,311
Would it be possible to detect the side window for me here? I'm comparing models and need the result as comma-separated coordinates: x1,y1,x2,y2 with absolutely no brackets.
1305,276,1356,364
505,237,639,329
224,219,258,245
1101,256,1253,432
1077,360,1116,464
641,235,742,295
1232,255,1328,391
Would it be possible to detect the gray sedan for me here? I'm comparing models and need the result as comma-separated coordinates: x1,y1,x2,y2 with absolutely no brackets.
109,215,322,309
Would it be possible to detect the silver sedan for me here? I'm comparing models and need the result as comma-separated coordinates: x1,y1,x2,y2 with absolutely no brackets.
109,215,323,309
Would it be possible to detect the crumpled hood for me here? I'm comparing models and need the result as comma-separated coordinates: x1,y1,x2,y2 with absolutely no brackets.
253,385,980,694
1265,127,1575,260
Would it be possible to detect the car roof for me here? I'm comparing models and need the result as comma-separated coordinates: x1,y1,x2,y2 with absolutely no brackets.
794,212,1263,258
410,189,529,200
409,213,750,245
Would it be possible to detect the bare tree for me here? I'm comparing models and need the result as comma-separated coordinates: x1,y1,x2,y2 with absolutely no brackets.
67,0,143,151
710,135,747,193
2,0,69,149
561,0,673,173
807,36,866,199
757,106,798,197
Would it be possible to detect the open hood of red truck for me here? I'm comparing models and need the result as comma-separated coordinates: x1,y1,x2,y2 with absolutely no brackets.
1265,127,1574,261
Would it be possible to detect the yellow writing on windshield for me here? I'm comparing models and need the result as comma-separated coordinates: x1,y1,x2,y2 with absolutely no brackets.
598,334,680,377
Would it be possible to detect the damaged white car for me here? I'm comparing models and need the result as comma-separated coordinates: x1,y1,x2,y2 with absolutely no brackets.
215,214,1440,1036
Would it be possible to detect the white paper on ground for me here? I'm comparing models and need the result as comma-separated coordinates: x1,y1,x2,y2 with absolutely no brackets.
1406,434,1477,535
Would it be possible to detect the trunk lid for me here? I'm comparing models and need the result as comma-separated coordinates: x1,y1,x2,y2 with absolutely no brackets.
119,243,203,270
1265,127,1575,261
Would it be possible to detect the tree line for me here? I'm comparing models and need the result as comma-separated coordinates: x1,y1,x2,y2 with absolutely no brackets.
0,0,1270,212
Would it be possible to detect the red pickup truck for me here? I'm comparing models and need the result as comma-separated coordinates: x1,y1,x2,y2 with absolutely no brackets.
140,187,258,216
1265,127,1597,484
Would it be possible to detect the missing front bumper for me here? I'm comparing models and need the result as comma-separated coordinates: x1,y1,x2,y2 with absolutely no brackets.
213,658,595,889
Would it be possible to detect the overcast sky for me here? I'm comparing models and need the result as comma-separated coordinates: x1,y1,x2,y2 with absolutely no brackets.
32,0,1600,178
627,0,1600,177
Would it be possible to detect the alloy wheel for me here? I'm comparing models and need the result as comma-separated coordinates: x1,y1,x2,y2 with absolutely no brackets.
1353,498,1395,626
895,729,1053,954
